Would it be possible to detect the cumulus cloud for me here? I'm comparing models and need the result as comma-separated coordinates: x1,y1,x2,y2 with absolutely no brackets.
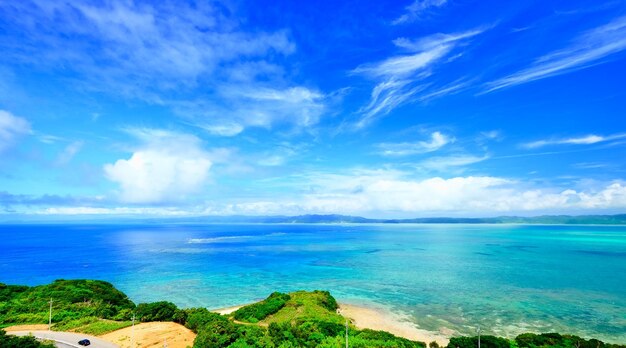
0,110,31,152
103,129,213,203
6,171,626,217
190,172,626,217
377,131,453,156
521,133,626,149
485,15,626,92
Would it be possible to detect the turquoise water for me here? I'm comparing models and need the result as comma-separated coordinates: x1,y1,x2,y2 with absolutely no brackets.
0,223,624,342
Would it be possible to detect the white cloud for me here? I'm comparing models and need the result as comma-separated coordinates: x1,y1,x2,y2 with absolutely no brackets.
104,129,213,203
195,123,245,137
176,86,328,135
480,130,502,140
37,206,193,216
354,45,451,78
393,29,484,52
13,170,626,217
522,133,626,149
485,15,626,92
2,1,325,136
0,110,31,152
209,173,626,216
392,0,448,25
5,1,295,89
418,154,489,171
352,29,485,128
55,141,83,165
377,131,453,156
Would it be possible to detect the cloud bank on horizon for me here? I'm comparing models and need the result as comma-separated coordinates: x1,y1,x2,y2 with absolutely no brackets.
0,0,625,218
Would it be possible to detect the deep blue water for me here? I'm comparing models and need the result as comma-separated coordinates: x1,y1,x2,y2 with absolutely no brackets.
0,223,625,342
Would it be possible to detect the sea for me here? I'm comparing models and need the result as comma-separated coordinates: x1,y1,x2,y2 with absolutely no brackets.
0,223,624,343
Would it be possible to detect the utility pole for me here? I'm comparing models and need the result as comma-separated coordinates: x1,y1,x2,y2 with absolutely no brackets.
345,319,349,348
48,299,53,331
476,326,481,348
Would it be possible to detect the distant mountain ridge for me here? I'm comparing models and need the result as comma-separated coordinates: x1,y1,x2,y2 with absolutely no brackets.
3,213,626,224
187,213,626,225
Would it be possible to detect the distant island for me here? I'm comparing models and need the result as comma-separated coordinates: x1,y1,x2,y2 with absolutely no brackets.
4,213,626,225
180,213,626,225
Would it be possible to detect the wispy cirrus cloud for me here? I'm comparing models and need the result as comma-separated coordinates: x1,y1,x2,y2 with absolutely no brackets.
522,133,626,149
392,0,448,25
485,15,626,92
176,86,328,136
0,1,328,136
55,141,84,166
418,154,489,171
0,110,31,153
377,131,454,156
352,28,486,128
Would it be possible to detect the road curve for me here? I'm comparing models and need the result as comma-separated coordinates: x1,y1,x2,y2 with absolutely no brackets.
9,330,119,348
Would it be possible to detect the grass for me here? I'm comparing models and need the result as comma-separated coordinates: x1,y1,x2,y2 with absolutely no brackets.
258,290,344,325
75,319,133,335
53,316,132,335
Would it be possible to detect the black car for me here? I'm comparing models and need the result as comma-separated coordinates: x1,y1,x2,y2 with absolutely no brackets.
78,339,91,346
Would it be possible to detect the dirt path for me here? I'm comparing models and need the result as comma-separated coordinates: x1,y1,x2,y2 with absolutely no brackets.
99,322,195,348
4,324,50,331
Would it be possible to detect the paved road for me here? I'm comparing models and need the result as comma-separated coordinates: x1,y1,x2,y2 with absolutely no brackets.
9,330,119,348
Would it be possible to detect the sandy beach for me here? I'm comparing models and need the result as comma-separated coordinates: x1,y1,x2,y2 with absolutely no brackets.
338,303,451,346
210,304,247,315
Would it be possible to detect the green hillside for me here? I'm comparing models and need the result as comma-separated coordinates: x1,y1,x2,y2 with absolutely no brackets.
1,280,625,347
0,279,134,327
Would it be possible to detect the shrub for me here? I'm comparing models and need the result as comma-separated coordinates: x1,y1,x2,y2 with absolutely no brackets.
135,301,179,322
232,292,290,322
0,280,135,325
312,290,338,312
182,308,223,333
0,330,55,348
447,335,511,348
193,315,240,348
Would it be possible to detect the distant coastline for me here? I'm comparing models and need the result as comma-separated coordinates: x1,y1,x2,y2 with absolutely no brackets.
3,213,626,225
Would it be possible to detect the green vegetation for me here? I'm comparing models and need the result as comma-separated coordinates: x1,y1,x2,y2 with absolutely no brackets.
260,290,341,325
2,280,625,348
135,301,179,322
514,332,625,348
445,333,626,348
447,335,511,348
0,330,55,348
0,279,134,326
232,292,291,323
185,291,426,348
54,316,133,335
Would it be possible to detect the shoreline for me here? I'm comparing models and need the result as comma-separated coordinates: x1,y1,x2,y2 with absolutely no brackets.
338,303,450,346
210,303,248,315
209,301,451,345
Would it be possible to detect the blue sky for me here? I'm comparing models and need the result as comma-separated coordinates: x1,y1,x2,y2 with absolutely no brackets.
0,0,625,218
